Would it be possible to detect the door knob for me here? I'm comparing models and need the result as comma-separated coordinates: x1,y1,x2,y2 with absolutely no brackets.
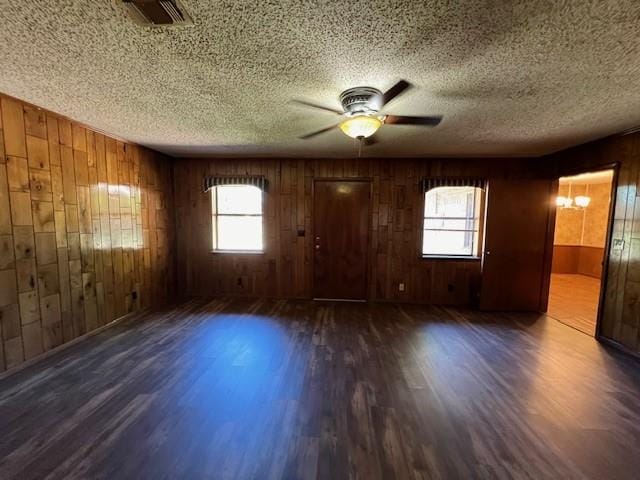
315,245,320,250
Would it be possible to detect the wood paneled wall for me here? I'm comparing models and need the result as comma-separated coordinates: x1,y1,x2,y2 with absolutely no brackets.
174,157,542,305
0,95,176,372
548,132,640,354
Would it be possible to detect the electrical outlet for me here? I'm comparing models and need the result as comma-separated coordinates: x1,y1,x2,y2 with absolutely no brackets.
399,283,405,292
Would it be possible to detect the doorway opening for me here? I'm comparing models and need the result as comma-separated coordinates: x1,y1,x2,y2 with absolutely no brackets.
547,169,615,335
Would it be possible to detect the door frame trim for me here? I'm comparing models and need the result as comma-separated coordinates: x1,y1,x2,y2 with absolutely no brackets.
594,163,619,339
544,162,619,337
311,178,373,300
538,179,558,312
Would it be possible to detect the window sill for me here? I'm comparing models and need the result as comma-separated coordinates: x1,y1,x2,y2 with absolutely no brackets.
210,250,264,255
421,255,481,261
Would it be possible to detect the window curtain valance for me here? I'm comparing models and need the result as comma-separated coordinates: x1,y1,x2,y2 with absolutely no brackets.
420,177,486,193
203,175,268,192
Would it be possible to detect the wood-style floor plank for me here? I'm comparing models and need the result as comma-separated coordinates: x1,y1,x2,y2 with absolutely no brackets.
0,298,639,479
548,273,600,335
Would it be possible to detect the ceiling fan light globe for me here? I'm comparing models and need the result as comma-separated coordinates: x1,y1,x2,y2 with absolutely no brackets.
339,115,382,139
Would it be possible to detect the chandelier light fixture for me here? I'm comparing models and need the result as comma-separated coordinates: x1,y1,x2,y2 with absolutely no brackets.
574,195,591,208
556,182,591,209
556,195,573,208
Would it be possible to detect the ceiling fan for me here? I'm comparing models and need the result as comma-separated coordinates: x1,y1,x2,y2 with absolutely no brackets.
294,80,442,145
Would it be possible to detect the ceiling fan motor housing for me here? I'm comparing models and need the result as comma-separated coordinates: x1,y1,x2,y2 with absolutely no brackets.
340,87,383,115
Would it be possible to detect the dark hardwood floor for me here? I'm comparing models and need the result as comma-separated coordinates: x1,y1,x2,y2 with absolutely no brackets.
1,298,639,479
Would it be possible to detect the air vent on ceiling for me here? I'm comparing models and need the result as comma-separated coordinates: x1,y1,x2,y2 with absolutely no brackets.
121,0,193,26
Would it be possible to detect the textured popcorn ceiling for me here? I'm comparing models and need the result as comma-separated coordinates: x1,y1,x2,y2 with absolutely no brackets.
0,1,639,158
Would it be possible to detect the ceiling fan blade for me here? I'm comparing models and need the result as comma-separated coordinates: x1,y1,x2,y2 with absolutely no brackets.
384,115,443,126
381,80,412,106
291,99,343,115
299,124,338,139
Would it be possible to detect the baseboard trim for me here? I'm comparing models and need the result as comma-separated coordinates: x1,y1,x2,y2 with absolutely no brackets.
0,308,148,381
181,292,473,307
597,334,640,361
313,298,367,302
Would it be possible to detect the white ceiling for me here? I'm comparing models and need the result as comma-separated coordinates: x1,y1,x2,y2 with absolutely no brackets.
0,1,639,158
560,170,614,185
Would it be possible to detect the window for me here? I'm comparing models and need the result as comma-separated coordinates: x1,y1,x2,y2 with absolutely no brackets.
211,185,263,252
422,186,484,257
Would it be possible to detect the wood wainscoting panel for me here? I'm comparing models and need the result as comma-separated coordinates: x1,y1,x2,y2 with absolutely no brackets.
551,245,580,273
577,246,604,278
0,94,176,372
552,245,604,278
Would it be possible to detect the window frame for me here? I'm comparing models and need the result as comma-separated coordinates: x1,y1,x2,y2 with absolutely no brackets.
210,184,264,254
421,186,485,260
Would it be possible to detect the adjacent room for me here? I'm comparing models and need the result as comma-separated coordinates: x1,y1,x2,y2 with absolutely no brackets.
1,1,640,479
548,170,614,335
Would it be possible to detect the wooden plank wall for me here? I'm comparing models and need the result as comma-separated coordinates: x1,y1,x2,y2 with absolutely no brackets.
547,131,640,354
174,157,541,305
0,95,176,372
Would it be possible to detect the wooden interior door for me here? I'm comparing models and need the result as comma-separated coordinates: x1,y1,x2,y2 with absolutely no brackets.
313,180,371,300
480,178,555,311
